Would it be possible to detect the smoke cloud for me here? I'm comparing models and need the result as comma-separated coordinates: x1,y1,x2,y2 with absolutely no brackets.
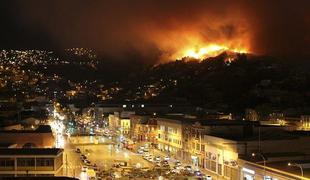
0,0,309,63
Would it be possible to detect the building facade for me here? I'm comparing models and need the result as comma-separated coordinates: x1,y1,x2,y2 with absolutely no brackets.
0,148,63,177
156,118,183,158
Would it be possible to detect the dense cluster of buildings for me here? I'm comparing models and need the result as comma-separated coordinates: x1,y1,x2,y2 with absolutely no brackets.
107,105,310,180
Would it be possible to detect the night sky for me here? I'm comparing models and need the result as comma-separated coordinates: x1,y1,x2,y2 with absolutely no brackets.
0,0,309,62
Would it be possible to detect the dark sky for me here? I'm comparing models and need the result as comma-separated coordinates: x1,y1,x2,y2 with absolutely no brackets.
0,0,309,62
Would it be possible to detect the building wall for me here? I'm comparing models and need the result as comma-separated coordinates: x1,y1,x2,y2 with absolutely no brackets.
133,124,157,142
0,124,23,131
196,134,310,180
193,135,240,179
0,132,54,148
238,159,302,180
156,119,183,158
120,119,130,135
108,114,120,130
0,154,63,177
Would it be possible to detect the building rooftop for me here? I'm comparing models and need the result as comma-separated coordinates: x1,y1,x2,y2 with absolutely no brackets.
0,177,78,180
0,143,16,148
210,128,300,141
240,157,310,179
266,160,310,178
156,115,259,126
0,148,63,156
0,125,52,133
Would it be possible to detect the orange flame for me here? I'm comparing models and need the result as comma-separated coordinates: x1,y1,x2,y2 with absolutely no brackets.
177,44,248,60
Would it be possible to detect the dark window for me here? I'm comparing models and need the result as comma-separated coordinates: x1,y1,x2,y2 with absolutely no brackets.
201,145,205,152
36,158,54,167
218,164,222,175
210,161,216,172
17,158,35,167
0,158,14,167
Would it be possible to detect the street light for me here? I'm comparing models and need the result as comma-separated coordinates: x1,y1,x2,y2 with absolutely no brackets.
252,153,266,176
288,162,304,177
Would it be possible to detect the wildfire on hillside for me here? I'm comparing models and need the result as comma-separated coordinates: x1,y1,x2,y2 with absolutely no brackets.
179,44,248,60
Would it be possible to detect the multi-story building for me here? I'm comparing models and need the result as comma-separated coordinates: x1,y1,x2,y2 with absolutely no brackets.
156,118,184,158
131,116,157,144
108,111,134,136
108,114,120,131
191,123,310,180
239,157,310,180
0,148,63,177
120,118,130,135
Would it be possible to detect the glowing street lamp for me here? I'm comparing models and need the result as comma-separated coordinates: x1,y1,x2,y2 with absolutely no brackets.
288,162,304,177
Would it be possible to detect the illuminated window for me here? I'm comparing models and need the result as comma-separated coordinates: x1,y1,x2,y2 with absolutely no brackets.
196,143,200,151
160,125,165,131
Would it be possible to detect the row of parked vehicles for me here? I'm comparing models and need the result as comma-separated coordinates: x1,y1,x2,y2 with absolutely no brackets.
76,148,98,173
137,145,212,179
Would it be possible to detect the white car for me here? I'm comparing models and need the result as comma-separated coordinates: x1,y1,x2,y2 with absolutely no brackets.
206,175,212,180
184,165,192,171
164,156,170,161
137,149,144,154
155,156,161,162
147,156,154,162
142,154,150,159
175,161,181,166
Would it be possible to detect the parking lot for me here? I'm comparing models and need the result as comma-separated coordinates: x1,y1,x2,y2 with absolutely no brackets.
65,135,214,179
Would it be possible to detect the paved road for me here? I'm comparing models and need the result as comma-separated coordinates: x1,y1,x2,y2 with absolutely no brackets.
64,135,154,179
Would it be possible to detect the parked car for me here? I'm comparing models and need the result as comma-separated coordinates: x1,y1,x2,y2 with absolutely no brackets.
147,156,154,162
137,149,144,154
154,156,161,162
184,165,192,172
142,154,151,159
164,156,170,161
175,160,181,167
206,175,212,180
155,162,161,167
162,163,170,168
143,149,149,153
194,170,202,176
80,154,87,160
84,159,91,166
81,166,88,172
161,160,169,164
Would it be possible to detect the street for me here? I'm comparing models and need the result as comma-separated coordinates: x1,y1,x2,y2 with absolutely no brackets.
63,135,154,179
